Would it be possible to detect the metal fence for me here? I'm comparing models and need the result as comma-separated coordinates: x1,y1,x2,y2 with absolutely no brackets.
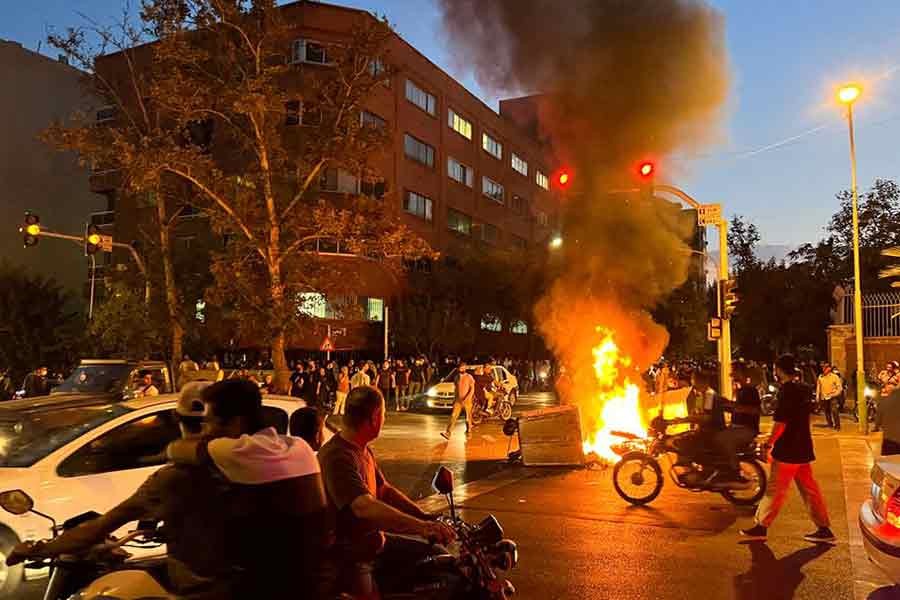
839,292,900,337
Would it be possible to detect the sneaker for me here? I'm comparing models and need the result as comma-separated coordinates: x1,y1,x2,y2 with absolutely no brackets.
803,527,836,544
739,525,768,540
440,431,451,441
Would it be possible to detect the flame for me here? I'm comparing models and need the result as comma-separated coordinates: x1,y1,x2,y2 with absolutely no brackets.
581,329,647,462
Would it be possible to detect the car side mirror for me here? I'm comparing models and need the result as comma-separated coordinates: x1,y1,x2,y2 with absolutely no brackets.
0,489,33,515
432,466,454,495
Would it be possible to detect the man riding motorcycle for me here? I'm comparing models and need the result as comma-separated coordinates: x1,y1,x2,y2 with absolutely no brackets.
318,385,456,598
5,383,238,599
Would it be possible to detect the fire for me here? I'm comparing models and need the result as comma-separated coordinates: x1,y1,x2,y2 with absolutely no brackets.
581,329,647,462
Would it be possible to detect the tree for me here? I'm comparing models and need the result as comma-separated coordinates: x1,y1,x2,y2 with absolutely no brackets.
654,278,712,359
0,263,85,385
87,283,162,359
728,215,761,274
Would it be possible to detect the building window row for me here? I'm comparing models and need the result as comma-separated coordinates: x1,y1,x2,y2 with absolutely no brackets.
405,79,436,116
447,208,472,236
480,315,529,335
536,170,550,190
482,177,504,204
448,157,474,187
404,191,433,222
360,110,386,129
297,292,384,322
512,153,528,176
404,134,435,167
292,39,330,65
448,108,473,140
480,222,499,244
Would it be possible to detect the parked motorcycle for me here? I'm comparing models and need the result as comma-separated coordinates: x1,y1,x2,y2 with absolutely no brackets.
759,383,778,416
610,416,768,507
0,489,166,600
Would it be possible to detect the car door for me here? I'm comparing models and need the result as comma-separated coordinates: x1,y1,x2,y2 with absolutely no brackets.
40,409,181,531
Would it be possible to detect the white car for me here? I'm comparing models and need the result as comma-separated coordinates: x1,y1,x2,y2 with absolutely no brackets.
0,393,314,597
860,456,900,582
424,365,519,410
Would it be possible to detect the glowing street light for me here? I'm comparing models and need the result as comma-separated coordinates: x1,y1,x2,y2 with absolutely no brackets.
838,82,867,432
549,235,563,250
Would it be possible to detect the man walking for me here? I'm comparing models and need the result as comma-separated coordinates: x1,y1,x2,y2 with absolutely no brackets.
816,363,843,430
441,363,475,440
741,354,835,543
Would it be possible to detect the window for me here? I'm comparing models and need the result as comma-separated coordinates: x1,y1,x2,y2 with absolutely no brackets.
405,80,436,116
96,106,116,124
482,177,504,204
367,298,384,322
286,100,321,126
195,299,206,323
404,134,435,167
404,191,433,221
511,320,529,335
368,58,386,77
447,208,472,236
482,133,502,159
448,108,473,140
58,411,181,477
511,194,527,215
285,100,301,126
512,153,529,176
360,179,387,199
536,211,550,227
360,111,386,129
479,222,499,244
320,168,359,193
536,170,550,190
292,39,329,65
297,292,327,318
480,314,502,332
447,157,474,187
511,235,528,250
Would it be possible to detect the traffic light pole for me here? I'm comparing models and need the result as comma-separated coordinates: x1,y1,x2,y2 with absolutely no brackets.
29,229,151,305
718,219,732,396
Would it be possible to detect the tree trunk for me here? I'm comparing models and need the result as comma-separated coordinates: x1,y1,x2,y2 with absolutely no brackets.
157,191,183,384
271,331,289,394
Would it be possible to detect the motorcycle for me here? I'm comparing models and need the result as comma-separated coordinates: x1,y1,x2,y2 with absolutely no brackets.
0,489,167,600
0,466,517,600
610,416,768,507
471,385,514,425
759,383,778,416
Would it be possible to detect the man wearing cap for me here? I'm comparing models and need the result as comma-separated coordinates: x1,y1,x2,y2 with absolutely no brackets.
6,382,237,598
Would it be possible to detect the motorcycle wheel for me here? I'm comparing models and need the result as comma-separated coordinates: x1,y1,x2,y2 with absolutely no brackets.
612,452,663,506
720,460,767,506
0,528,23,598
471,405,485,426
498,401,513,420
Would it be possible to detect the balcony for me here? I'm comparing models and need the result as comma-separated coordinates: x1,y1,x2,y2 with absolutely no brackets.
89,169,121,193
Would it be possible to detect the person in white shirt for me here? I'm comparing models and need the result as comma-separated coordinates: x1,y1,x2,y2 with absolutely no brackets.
816,363,843,430
350,367,371,389
134,371,160,397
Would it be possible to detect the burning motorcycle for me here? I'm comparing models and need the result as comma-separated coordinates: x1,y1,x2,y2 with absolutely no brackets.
609,416,768,506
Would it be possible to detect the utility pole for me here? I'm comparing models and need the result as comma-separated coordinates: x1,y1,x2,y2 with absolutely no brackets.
383,303,390,361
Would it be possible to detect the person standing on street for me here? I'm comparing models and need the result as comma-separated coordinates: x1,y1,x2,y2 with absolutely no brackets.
375,361,396,411
351,365,371,390
290,362,305,399
334,366,351,416
741,354,835,543
442,363,475,440
23,367,49,398
178,355,199,385
395,360,411,411
816,363,843,430
409,358,425,399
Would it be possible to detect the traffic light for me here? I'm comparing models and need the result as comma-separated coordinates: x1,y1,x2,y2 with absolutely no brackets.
555,167,573,190
638,161,655,179
721,278,739,318
20,212,40,247
85,224,102,255
636,160,655,201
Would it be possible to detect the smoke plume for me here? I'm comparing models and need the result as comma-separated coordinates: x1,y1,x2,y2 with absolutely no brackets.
438,1,729,420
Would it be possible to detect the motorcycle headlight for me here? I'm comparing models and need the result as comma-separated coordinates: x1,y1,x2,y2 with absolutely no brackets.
768,385,775,392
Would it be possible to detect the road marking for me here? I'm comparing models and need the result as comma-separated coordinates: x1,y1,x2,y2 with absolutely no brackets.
416,468,538,513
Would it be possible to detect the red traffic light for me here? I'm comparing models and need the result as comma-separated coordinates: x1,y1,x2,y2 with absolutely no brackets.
638,161,655,178
555,168,573,189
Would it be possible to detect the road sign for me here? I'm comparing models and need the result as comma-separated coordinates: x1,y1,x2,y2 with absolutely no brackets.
707,317,722,341
320,336,335,352
100,235,114,252
697,203,722,226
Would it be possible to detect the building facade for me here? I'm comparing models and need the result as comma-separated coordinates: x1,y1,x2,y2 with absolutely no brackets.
0,40,105,297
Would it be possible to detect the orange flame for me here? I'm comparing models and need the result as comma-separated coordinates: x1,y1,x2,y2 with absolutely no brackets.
581,329,647,462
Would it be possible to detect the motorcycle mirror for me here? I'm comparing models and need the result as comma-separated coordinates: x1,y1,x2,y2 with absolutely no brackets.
0,489,33,516
432,466,454,495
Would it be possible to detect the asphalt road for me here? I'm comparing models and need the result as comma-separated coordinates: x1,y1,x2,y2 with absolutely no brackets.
13,393,895,599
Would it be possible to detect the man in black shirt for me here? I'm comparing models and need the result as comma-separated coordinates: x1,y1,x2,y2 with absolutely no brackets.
741,355,835,543
714,365,762,480
290,362,305,398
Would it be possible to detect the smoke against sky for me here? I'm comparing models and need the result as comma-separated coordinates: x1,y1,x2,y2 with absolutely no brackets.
439,0,730,418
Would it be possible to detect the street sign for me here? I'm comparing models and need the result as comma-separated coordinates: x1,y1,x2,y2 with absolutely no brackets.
100,235,114,252
320,336,335,352
697,203,722,226
707,317,722,341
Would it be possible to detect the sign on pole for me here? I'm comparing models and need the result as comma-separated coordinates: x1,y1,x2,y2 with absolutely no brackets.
697,203,722,226
707,317,722,341
320,336,334,352
100,235,114,252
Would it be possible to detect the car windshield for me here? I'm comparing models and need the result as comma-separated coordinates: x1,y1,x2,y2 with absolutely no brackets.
0,404,132,467
53,364,133,394
438,367,459,383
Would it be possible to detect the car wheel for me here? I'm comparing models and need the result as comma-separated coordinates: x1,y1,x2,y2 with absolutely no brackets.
0,527,23,597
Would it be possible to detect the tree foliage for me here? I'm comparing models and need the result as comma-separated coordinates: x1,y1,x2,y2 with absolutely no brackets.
88,283,163,359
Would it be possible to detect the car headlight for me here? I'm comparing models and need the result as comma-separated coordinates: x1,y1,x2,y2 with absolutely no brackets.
768,385,775,393
426,387,439,398
426,399,436,408
865,387,876,398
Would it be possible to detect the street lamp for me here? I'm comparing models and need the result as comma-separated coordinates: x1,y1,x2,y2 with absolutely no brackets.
549,235,563,250
838,83,868,433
